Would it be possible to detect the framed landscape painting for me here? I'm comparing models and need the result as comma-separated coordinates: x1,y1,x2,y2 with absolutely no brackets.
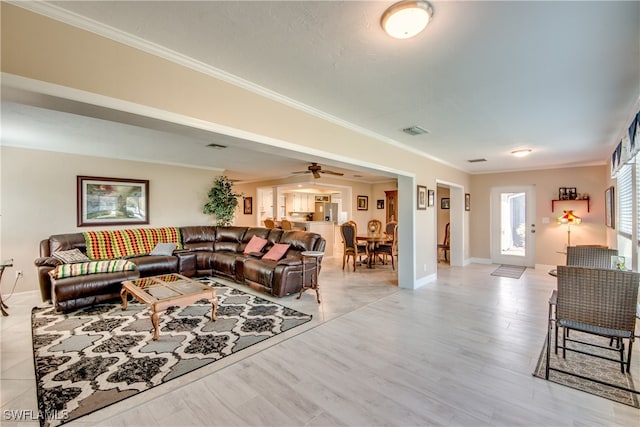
357,195,368,210
243,197,253,215
428,189,435,207
77,176,149,227
417,185,427,210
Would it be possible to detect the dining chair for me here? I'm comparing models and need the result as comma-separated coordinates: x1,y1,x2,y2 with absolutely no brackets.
437,222,450,262
546,266,639,378
375,223,397,270
384,221,397,236
280,219,306,231
264,219,275,229
340,221,367,271
367,219,382,234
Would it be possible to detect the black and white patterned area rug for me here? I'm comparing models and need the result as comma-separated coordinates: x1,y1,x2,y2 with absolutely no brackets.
31,278,312,427
533,331,639,408
490,264,527,279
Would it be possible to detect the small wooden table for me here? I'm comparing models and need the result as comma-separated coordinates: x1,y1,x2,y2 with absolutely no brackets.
297,251,323,303
121,273,218,340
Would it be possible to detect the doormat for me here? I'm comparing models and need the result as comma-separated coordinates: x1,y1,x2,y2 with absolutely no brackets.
491,264,526,279
533,333,639,408
31,277,312,427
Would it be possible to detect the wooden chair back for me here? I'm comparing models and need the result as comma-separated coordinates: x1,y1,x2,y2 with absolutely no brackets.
264,219,275,229
367,219,382,234
385,221,398,235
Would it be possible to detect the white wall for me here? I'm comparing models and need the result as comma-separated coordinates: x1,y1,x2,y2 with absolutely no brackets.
1,146,218,294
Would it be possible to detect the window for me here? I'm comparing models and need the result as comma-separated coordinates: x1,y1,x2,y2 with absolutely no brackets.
636,157,640,242
618,163,633,238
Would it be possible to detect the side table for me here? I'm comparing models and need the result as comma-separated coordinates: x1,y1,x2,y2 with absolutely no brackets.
0,259,14,316
297,251,323,304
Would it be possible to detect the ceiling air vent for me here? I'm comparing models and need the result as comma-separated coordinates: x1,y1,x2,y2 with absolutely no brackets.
207,143,227,149
402,126,429,136
467,158,487,163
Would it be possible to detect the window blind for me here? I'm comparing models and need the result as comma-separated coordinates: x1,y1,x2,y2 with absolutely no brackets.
618,163,633,238
636,157,640,242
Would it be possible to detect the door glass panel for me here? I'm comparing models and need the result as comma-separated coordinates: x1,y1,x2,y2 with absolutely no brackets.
500,192,526,257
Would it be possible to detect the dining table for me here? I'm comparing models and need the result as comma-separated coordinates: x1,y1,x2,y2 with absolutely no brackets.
356,233,392,268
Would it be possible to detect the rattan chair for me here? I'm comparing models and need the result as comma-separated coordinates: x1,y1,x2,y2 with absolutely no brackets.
546,266,639,379
264,219,276,229
566,246,618,269
340,221,368,271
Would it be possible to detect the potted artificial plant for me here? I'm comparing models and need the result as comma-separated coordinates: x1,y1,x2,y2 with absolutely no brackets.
203,176,242,226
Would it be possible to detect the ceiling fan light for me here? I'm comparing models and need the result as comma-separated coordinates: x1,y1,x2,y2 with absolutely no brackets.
381,1,433,39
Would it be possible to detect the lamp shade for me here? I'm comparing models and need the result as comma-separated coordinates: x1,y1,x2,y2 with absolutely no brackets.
381,1,433,39
557,210,582,225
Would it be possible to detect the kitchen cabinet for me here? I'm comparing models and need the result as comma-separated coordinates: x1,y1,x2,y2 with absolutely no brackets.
287,193,314,212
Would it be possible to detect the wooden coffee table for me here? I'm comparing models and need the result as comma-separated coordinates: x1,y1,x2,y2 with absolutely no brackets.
121,273,218,340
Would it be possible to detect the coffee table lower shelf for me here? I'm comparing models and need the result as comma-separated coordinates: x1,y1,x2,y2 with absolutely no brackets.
121,273,218,340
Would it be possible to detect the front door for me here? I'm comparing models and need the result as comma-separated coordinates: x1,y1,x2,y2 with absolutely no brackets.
490,185,536,267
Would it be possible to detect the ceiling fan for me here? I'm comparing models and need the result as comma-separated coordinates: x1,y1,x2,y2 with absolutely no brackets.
291,162,344,179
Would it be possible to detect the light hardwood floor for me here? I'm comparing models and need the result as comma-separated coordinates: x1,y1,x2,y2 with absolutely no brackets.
1,259,638,426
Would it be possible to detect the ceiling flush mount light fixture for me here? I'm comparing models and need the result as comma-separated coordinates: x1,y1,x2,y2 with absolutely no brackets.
381,0,434,39
511,149,532,158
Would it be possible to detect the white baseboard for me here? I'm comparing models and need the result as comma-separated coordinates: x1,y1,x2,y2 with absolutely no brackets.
468,257,492,265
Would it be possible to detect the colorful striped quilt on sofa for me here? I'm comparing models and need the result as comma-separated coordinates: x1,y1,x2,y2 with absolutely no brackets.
83,227,183,259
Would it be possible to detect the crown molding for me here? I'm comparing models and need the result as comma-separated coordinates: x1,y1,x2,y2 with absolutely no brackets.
9,1,463,174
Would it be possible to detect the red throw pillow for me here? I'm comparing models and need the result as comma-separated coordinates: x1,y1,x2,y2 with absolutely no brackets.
262,243,290,261
243,235,269,255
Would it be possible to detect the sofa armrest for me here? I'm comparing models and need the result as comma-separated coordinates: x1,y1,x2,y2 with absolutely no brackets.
34,257,62,268
175,251,196,277
277,256,302,266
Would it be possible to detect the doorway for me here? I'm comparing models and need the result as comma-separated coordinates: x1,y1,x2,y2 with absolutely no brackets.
490,185,536,267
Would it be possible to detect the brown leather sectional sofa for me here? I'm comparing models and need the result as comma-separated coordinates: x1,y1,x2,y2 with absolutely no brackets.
35,226,326,312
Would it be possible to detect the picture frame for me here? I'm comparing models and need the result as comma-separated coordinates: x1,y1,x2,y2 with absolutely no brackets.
377,199,384,209
417,185,427,210
77,176,149,227
605,186,615,229
428,189,435,207
441,198,450,210
243,196,253,215
465,193,471,211
357,195,368,211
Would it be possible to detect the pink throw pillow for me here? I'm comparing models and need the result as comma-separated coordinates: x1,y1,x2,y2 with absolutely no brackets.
262,243,290,261
243,235,269,255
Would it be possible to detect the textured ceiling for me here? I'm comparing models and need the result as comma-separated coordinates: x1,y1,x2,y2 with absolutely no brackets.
3,1,639,181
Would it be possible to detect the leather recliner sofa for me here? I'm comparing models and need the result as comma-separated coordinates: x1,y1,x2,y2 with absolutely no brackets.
35,226,325,312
